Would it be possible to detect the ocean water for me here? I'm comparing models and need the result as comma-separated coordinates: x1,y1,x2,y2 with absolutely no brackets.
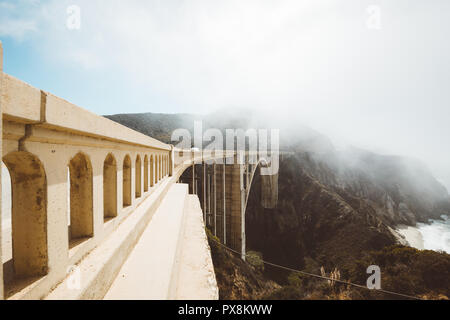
417,215,450,253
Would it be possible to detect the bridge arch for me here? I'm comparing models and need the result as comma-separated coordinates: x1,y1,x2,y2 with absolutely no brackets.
243,156,278,261
2,151,48,279
103,153,117,221
243,158,270,213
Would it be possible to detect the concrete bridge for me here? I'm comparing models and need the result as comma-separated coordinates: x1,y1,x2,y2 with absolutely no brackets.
0,43,278,300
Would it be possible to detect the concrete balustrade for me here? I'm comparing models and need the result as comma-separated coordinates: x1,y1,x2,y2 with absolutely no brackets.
0,43,174,299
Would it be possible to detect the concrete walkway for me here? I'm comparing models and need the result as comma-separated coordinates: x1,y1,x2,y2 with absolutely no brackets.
104,184,188,299
174,195,218,300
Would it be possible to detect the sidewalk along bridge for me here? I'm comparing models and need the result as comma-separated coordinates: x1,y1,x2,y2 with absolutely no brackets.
0,42,278,300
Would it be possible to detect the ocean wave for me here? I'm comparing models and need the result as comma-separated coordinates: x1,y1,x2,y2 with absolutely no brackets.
417,215,450,253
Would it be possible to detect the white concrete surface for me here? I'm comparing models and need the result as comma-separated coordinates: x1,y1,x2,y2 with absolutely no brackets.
174,195,218,300
104,184,189,299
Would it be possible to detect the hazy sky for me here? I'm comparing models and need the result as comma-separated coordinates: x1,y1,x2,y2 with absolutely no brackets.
0,0,449,189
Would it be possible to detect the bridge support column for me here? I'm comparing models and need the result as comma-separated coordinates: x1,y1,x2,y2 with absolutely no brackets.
215,163,227,244
191,163,196,194
202,162,206,222
225,161,246,260
212,163,217,236
222,163,226,245
207,165,211,227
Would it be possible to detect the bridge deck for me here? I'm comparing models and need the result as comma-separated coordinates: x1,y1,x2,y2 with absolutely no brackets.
104,184,217,300
104,184,187,299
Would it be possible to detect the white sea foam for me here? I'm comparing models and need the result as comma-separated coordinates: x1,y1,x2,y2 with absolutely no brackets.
397,215,450,253
417,215,450,253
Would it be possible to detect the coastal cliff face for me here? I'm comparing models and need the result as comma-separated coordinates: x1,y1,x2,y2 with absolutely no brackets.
293,147,450,226
246,154,395,272
244,153,450,299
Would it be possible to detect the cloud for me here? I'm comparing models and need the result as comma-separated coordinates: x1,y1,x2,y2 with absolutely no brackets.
0,18,37,40
1,0,450,188
0,0,41,40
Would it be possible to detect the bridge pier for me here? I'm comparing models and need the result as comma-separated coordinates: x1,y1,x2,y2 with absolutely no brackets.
215,164,226,243
191,162,196,194
192,157,250,260
224,162,246,260
206,165,211,227
212,163,217,236
202,163,207,221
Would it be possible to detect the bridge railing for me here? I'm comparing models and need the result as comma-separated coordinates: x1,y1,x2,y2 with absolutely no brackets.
173,149,237,169
0,43,175,300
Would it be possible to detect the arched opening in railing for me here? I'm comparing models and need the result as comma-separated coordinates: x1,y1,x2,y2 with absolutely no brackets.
1,162,12,282
123,155,132,207
159,155,162,181
150,155,154,187
68,152,94,247
165,155,168,176
144,155,149,192
2,152,48,286
156,155,160,183
103,153,117,221
135,155,142,198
